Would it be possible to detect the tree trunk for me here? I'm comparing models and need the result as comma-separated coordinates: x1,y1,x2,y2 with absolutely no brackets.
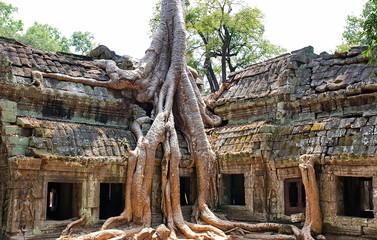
297,154,323,239
204,55,219,93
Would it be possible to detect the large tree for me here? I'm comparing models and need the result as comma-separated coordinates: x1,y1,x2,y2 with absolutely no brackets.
186,0,284,92
54,0,323,239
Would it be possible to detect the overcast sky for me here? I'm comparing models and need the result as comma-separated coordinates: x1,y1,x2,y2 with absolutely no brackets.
3,0,366,58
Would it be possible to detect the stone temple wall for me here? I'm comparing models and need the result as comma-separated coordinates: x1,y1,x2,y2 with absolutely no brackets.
0,37,148,239
1,35,377,240
0,37,194,239
210,46,377,238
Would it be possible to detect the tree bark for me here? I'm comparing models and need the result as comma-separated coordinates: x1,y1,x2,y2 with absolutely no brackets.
298,154,323,239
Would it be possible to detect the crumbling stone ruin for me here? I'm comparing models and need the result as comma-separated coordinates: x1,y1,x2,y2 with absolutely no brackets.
210,46,377,239
0,35,376,239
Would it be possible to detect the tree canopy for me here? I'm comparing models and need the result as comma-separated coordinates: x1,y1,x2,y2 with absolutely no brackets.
0,1,96,54
0,1,23,39
337,0,377,62
186,0,285,92
363,0,377,62
21,22,71,53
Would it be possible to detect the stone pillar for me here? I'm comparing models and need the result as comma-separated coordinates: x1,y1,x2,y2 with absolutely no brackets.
83,174,99,225
244,170,253,212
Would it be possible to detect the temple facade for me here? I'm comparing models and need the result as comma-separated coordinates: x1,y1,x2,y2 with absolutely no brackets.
210,46,377,239
0,37,377,239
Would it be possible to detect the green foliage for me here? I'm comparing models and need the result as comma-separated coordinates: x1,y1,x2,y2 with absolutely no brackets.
187,0,284,90
0,1,23,39
363,0,377,62
20,22,70,52
0,1,96,55
70,31,95,55
337,15,367,51
338,0,377,62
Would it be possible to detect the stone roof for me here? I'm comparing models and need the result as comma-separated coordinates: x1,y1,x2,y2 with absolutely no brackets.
211,121,267,154
216,46,376,105
214,46,377,125
210,46,377,166
0,37,139,128
0,36,110,82
217,47,317,104
296,46,376,98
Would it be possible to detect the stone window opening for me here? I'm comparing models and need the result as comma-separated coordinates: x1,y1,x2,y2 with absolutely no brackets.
46,182,81,220
99,183,125,219
284,178,306,215
338,176,374,218
221,174,245,206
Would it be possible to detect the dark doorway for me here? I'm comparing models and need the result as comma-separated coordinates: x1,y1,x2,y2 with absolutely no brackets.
99,183,125,219
340,177,374,218
222,174,245,205
284,178,306,215
180,177,192,205
46,182,81,220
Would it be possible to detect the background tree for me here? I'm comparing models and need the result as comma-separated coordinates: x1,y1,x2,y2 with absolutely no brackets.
0,1,23,39
363,0,377,62
336,15,367,52
186,0,285,92
20,22,71,52
70,31,95,55
0,1,96,54
337,0,377,62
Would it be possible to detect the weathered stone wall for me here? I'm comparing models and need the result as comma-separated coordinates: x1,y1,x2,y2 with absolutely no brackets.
0,37,196,239
0,38,148,239
211,46,377,238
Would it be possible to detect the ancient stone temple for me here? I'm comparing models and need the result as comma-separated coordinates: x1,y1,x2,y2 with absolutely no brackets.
0,36,377,239
209,46,377,239
0,37,143,239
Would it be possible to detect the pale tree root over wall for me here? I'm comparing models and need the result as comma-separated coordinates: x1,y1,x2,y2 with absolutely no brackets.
55,0,325,239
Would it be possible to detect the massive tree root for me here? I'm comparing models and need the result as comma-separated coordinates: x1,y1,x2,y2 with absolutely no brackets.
57,0,325,239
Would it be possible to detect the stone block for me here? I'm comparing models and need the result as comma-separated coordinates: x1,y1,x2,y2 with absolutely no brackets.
4,136,30,146
367,116,377,126
311,122,325,131
7,145,27,156
0,110,16,123
0,100,17,111
338,136,352,146
16,118,39,128
363,226,377,236
30,137,52,150
2,125,23,136
258,125,276,133
339,117,355,128
351,117,368,128
361,126,374,135
33,127,54,138
324,221,362,235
